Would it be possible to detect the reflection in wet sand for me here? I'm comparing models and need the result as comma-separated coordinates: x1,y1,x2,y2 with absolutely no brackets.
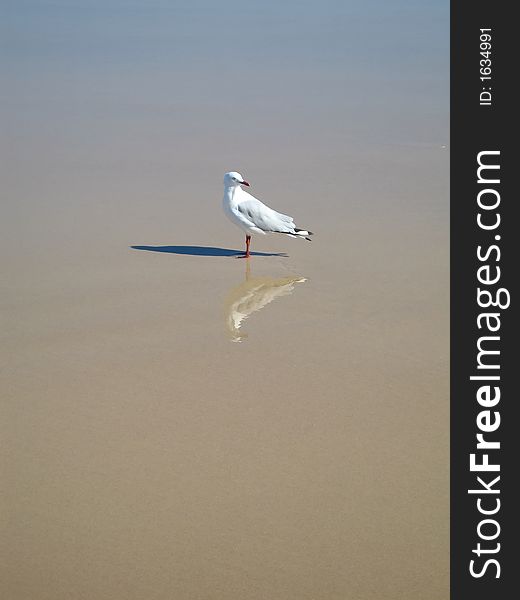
224,261,306,342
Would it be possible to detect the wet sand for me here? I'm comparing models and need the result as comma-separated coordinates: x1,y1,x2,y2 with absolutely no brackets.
1,2,449,599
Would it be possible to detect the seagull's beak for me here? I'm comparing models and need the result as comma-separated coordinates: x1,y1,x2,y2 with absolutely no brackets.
241,180,250,187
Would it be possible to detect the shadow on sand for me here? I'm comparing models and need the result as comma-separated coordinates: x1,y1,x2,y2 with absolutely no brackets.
131,245,287,257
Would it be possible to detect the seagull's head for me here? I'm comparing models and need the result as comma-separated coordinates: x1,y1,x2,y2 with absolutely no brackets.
224,171,250,188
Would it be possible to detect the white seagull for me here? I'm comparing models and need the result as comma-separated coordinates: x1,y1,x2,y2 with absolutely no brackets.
222,171,313,258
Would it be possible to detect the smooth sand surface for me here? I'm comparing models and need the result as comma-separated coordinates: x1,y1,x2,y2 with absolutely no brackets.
2,2,449,599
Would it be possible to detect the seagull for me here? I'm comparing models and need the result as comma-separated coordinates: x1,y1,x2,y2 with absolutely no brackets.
222,171,313,258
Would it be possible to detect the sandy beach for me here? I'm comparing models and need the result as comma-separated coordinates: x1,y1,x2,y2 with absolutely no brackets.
2,2,449,599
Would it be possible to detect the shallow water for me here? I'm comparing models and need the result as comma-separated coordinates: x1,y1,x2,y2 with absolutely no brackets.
1,1,449,599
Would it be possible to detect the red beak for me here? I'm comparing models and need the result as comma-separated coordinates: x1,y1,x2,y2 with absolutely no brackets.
241,180,250,187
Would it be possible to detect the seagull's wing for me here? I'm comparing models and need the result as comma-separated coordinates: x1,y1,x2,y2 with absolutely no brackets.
236,195,296,234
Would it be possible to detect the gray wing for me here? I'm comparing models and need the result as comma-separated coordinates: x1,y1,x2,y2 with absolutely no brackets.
237,198,296,233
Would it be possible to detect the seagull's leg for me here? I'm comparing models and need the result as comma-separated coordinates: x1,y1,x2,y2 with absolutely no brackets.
245,235,251,258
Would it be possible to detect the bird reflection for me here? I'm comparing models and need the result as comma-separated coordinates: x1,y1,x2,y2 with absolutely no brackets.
225,260,306,342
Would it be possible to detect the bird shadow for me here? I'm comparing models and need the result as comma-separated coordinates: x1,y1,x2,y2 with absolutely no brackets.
131,245,288,257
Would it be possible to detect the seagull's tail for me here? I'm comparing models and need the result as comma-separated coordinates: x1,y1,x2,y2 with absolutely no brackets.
293,228,314,242
275,228,314,241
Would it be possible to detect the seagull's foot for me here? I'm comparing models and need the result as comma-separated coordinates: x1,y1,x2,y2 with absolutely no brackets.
234,254,250,259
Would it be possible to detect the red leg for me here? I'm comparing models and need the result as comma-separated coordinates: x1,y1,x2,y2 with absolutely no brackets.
245,235,251,258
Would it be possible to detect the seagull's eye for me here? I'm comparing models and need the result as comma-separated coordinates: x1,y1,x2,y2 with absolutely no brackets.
232,177,237,181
